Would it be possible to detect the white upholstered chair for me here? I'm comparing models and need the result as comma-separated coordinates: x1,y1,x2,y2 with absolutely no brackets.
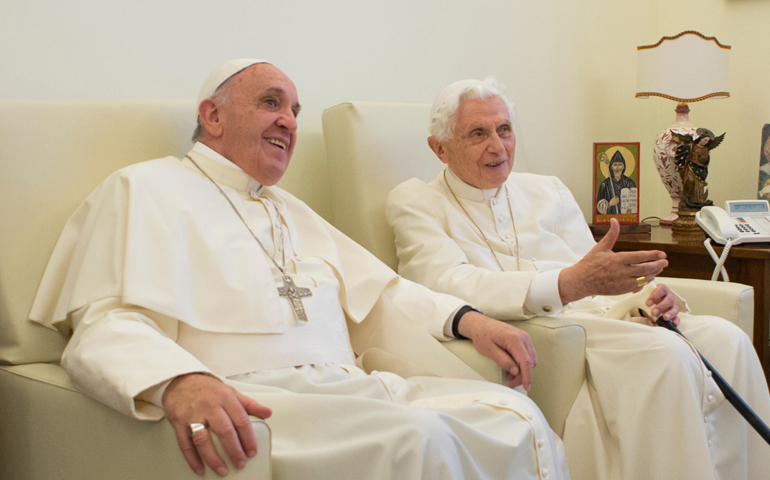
321,101,755,438
0,100,271,479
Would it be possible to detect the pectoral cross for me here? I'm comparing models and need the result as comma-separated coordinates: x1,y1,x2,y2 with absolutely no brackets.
278,274,312,322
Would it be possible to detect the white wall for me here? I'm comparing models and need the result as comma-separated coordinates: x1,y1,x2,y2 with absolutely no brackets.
3,0,768,223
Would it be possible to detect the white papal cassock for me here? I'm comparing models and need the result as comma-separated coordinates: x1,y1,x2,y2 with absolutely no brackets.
386,167,770,480
29,143,570,480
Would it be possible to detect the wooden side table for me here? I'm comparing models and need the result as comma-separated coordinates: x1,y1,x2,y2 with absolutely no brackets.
604,226,770,385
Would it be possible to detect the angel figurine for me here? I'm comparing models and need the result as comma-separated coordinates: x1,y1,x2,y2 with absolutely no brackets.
672,128,726,211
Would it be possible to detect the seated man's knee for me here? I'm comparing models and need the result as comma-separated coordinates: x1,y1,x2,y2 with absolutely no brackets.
691,314,750,342
399,408,455,446
646,330,702,375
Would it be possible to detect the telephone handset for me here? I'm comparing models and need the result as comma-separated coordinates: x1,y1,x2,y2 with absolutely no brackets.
695,200,770,245
696,207,741,242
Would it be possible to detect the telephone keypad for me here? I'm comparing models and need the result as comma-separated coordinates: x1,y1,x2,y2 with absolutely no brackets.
735,219,760,234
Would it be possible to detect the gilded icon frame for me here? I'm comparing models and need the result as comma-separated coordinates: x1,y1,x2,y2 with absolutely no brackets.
593,142,640,225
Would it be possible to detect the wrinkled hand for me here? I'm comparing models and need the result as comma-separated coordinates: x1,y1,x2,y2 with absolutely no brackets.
162,373,272,477
457,312,537,390
646,283,681,327
559,218,668,304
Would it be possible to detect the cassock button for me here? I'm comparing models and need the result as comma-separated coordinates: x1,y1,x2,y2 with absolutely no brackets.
708,395,714,403
706,371,713,378
499,397,509,406
491,199,497,206
541,468,549,478
497,217,504,223
505,233,513,239
542,306,552,313
391,385,399,394
537,439,544,448
473,397,482,403
526,412,534,420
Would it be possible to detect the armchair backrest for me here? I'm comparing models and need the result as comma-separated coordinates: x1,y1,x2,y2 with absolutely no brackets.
322,102,440,270
0,100,198,364
0,99,333,366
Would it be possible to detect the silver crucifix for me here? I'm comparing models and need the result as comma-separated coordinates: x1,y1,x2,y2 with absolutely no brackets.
277,274,312,322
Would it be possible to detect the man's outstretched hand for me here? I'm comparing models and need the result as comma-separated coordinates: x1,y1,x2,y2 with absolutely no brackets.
162,373,272,477
558,218,668,304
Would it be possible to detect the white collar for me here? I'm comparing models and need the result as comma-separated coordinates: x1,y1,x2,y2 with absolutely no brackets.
191,142,264,198
444,167,504,203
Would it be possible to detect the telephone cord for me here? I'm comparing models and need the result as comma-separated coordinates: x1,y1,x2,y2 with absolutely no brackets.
703,237,733,282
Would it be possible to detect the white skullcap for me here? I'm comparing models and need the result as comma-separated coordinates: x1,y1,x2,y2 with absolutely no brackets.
197,58,271,106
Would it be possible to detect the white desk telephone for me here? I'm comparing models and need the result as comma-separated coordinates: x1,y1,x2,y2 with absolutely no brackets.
695,200,770,245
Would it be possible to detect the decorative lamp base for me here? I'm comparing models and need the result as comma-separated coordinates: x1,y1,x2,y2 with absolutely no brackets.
653,104,697,224
671,209,707,242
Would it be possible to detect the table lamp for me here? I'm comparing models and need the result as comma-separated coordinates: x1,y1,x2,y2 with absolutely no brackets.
636,31,730,224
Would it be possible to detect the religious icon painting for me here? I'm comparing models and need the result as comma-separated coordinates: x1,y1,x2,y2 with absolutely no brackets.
757,124,770,200
593,142,640,225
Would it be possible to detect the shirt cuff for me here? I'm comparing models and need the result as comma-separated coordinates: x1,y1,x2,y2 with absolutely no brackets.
444,304,465,338
523,269,565,316
135,379,172,409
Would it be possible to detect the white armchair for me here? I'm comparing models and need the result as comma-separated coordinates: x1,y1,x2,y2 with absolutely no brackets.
0,100,271,479
321,101,755,437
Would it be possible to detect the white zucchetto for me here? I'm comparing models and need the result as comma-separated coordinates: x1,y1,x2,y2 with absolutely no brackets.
197,58,271,106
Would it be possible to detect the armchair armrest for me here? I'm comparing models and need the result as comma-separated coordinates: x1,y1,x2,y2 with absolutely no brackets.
0,364,271,480
443,316,586,438
657,276,754,340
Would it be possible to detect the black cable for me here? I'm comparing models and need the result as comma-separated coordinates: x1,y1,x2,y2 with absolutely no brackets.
656,317,770,446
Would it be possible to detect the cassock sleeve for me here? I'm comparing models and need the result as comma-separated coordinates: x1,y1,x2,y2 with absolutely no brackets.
523,178,596,314
62,297,216,421
379,276,465,341
309,208,465,341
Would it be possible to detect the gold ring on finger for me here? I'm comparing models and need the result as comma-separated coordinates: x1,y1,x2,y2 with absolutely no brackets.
636,276,648,288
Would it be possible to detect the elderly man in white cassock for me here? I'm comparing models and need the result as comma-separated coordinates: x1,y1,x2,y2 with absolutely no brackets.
386,77,770,480
30,60,572,479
